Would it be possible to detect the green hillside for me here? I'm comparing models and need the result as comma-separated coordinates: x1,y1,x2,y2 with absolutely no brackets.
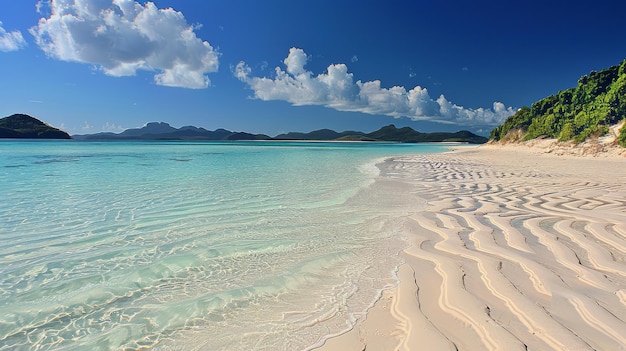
0,114,71,139
490,59,626,147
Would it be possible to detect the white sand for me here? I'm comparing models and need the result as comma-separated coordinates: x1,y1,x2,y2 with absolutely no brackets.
315,144,626,350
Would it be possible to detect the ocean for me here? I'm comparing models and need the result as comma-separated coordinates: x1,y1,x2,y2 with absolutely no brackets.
0,140,447,350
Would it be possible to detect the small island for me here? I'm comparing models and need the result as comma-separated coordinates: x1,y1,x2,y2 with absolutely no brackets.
0,114,71,139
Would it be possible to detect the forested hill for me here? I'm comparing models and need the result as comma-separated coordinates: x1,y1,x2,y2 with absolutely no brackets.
490,59,626,147
0,114,71,139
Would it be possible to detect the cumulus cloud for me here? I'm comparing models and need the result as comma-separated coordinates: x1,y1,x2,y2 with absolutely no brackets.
81,121,93,131
102,122,125,132
76,121,122,133
30,0,219,89
35,1,51,15
0,22,27,52
235,48,515,125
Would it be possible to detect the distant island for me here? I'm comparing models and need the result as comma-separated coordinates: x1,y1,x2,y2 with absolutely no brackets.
72,122,271,141
1,114,488,143
490,59,626,147
73,122,488,143
0,114,71,139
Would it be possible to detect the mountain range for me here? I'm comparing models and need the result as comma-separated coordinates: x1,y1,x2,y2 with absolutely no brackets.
73,122,268,141
0,114,488,143
73,122,488,143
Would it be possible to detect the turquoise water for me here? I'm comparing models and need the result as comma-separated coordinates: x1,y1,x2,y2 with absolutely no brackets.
0,140,446,350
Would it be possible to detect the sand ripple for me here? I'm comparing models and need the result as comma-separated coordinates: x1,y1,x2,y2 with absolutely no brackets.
383,150,626,351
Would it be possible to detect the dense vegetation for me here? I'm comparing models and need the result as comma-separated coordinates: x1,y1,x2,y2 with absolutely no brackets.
0,114,71,139
490,59,626,147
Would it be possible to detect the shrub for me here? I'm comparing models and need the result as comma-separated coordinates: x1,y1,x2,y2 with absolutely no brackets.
619,121,626,147
559,122,574,141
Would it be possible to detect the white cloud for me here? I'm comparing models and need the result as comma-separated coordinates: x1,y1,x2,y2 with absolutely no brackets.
236,48,516,125
30,0,219,89
35,1,51,15
0,22,27,52
76,121,121,132
81,121,93,131
102,122,125,132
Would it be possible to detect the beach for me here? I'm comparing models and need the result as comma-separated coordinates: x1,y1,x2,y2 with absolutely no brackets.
0,141,450,350
316,144,626,350
2,141,625,350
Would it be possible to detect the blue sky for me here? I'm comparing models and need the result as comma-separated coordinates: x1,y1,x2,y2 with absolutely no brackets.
1,0,625,136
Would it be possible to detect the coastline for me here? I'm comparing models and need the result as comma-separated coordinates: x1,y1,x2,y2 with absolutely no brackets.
314,144,626,350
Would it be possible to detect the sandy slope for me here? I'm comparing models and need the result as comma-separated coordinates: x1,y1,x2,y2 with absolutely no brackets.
315,145,626,350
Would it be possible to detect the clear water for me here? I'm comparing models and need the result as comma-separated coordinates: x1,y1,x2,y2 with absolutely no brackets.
0,140,446,350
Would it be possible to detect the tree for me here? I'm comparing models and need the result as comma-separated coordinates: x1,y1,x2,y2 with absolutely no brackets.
489,59,626,146
559,122,574,141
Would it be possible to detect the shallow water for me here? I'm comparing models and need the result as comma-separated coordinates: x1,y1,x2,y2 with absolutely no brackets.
0,140,446,350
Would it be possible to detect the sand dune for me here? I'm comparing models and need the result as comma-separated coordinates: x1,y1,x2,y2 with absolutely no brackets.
316,146,626,350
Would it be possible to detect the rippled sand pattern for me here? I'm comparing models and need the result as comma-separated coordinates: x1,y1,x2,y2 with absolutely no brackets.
385,151,626,350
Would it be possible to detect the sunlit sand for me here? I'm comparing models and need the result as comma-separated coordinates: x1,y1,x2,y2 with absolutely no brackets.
317,144,626,350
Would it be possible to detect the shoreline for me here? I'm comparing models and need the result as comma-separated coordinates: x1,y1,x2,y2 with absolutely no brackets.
314,144,626,350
